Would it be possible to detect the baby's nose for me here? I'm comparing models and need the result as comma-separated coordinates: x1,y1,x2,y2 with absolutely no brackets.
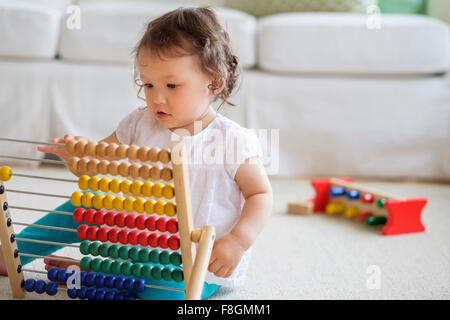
152,89,167,105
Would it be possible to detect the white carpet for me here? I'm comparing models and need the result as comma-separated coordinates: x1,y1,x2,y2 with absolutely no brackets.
0,164,449,300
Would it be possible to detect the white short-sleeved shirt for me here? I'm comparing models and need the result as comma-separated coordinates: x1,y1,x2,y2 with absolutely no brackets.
115,106,262,286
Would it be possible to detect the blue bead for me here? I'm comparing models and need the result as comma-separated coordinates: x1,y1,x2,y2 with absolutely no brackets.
46,281,58,296
95,274,106,288
24,279,36,292
347,189,360,199
47,267,59,281
104,275,116,289
67,288,78,299
133,279,145,292
34,280,46,294
115,291,125,300
329,186,346,197
86,273,97,286
57,269,68,284
95,289,106,300
114,276,125,290
86,287,97,300
80,271,87,286
124,278,135,291
104,290,116,301
77,287,88,299
124,292,136,300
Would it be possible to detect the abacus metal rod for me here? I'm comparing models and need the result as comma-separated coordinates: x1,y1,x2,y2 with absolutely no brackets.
11,172,77,183
9,206,74,216
18,253,80,264
6,189,70,199
0,137,63,147
0,155,65,165
16,237,80,248
13,222,77,233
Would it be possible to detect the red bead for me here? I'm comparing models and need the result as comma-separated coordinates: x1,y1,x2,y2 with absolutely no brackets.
148,233,159,247
108,228,120,243
156,217,167,232
168,235,180,250
73,208,86,223
361,193,374,203
87,226,99,241
94,210,106,225
105,211,116,226
85,209,97,225
135,215,147,230
146,216,157,231
166,218,178,234
128,230,139,245
125,214,137,229
77,224,89,240
118,229,130,245
158,234,169,249
138,232,149,246
98,227,110,242
115,212,127,228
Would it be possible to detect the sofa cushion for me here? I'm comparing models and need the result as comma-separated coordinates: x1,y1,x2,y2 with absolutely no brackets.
59,1,256,68
0,1,65,59
258,13,450,75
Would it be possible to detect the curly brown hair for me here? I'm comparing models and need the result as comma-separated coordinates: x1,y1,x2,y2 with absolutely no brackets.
132,6,241,109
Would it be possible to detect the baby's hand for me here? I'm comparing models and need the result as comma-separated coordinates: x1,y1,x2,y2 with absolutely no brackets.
208,234,246,278
37,134,86,161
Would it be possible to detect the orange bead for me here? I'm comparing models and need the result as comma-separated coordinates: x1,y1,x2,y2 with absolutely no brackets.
148,147,160,162
137,146,150,162
158,148,171,164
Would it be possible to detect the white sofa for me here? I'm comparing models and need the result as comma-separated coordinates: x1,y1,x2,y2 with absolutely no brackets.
0,0,449,180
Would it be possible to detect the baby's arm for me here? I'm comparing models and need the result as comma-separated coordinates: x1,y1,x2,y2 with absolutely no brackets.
208,156,273,278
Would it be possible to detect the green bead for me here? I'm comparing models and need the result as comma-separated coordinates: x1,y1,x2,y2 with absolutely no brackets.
101,259,113,274
119,245,131,260
121,261,133,276
365,216,387,226
80,240,91,255
109,244,120,259
111,260,123,275
99,243,111,258
160,251,171,265
139,248,151,262
170,252,182,266
377,198,386,208
91,258,103,272
141,264,153,279
80,256,92,271
162,266,173,281
149,249,161,264
172,268,184,283
151,265,163,280
89,241,101,256
131,263,144,277
129,247,141,262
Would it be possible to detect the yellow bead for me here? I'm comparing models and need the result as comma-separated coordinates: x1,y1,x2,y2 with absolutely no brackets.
110,178,121,194
113,195,125,211
103,194,115,210
70,191,83,207
99,177,111,193
345,207,359,219
0,166,12,181
152,183,163,198
93,193,105,210
155,200,165,215
134,197,145,213
87,176,100,192
144,199,155,214
78,175,90,191
81,192,95,208
142,181,153,197
325,203,345,215
120,179,132,195
162,183,174,199
131,180,143,197
164,201,176,217
124,197,135,212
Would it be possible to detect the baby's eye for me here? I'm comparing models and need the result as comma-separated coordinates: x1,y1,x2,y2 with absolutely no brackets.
167,84,177,89
144,83,153,89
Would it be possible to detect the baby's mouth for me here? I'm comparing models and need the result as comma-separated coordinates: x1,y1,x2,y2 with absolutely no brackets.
156,110,171,119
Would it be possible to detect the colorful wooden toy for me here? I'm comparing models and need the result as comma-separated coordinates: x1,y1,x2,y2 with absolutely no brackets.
0,138,215,299
287,177,427,236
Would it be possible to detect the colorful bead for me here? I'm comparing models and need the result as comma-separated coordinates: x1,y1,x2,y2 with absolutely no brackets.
124,278,135,291
361,193,374,203
131,263,144,278
78,175,90,190
88,176,100,192
24,279,36,292
172,269,183,282
156,217,167,232
99,178,111,193
170,252,182,266
80,256,92,271
111,260,123,275
135,215,147,230
45,281,58,296
152,183,163,198
377,198,387,208
105,211,116,226
325,203,345,215
73,208,85,223
104,275,115,289
109,244,120,259
129,247,141,262
329,186,346,197
142,181,153,197
87,226,99,241
345,207,359,219
101,259,113,274
124,197,135,212
139,248,151,262
77,286,88,299
141,265,153,279
80,240,90,255
88,241,101,256
77,224,89,240
84,209,96,225
92,194,105,210
118,230,130,245
97,227,109,242
155,200,165,215
128,230,139,245
115,212,127,228
131,180,143,197
134,198,145,213
151,265,162,280
365,216,387,225
71,191,83,207
162,267,173,281
105,290,116,301
113,195,125,211
347,190,360,199
159,251,170,265
121,261,133,276
165,201,176,217
146,216,157,231
99,243,111,258
91,258,103,272
119,245,130,260
162,184,174,199
94,210,106,225
86,272,96,286
47,267,59,281
107,228,120,243
133,279,146,292
148,233,159,248
144,199,155,214
125,214,137,229
167,218,178,233
103,195,115,210
149,249,161,264
95,274,105,288
138,232,149,247
120,179,132,194
114,276,125,290
168,235,180,250
86,287,96,300
158,234,169,249
67,288,78,299
110,178,121,193
358,212,373,222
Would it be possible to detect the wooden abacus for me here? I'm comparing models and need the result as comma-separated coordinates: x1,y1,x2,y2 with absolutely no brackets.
0,138,215,300
287,177,427,236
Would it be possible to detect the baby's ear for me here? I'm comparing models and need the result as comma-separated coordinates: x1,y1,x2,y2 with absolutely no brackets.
208,79,225,96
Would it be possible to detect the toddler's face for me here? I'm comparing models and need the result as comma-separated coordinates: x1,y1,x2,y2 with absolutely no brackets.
138,49,215,132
